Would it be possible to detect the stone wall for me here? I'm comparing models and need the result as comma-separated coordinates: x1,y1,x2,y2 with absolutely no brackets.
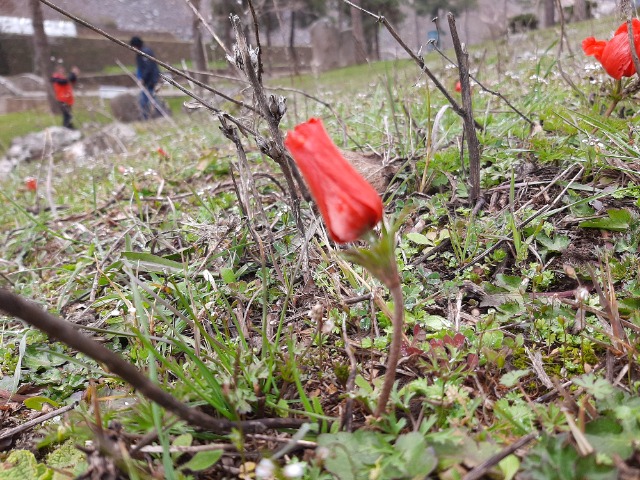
0,34,192,75
0,34,312,76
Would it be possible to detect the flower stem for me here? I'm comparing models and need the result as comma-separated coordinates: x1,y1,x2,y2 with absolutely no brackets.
603,79,623,119
374,275,404,417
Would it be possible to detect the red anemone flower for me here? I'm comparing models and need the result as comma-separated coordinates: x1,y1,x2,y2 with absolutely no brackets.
583,19,640,79
24,177,37,191
285,118,383,243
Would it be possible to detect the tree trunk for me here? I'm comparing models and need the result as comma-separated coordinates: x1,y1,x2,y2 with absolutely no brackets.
29,0,57,113
574,0,587,21
191,0,208,83
544,0,555,27
350,0,367,64
374,26,380,61
413,0,420,50
289,10,299,75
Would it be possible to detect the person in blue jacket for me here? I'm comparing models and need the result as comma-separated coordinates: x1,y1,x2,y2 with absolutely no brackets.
129,36,160,120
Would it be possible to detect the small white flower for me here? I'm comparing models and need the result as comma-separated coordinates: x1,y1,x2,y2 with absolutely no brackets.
576,287,589,303
321,318,335,335
256,458,276,479
315,446,330,461
283,462,306,479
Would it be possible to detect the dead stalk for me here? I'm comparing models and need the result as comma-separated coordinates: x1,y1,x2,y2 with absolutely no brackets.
447,13,482,204
621,0,640,82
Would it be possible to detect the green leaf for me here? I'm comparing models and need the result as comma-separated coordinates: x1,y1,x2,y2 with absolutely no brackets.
181,450,223,472
499,454,519,480
573,375,617,402
521,434,617,480
500,369,531,388
579,209,632,232
536,233,570,252
45,441,87,478
494,274,525,291
220,267,236,284
406,232,432,245
584,417,634,460
318,430,394,480
121,251,184,273
23,396,60,411
172,433,193,448
421,314,449,331
394,432,437,477
0,450,52,480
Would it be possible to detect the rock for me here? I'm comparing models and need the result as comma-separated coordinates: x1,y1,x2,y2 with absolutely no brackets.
309,20,357,74
64,122,136,163
110,92,171,122
340,149,399,194
110,93,141,123
0,126,82,179
310,19,341,74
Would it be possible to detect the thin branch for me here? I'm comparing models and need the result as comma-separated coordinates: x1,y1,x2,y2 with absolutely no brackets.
230,15,309,224
341,0,481,130
448,13,481,204
115,59,176,125
0,401,79,442
432,46,534,127
622,0,640,82
340,314,358,431
554,0,588,101
182,0,231,57
247,0,264,83
462,432,538,480
37,0,258,114
268,85,349,144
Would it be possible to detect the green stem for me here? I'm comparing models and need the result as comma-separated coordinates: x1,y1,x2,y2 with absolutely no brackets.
602,79,623,119
374,275,404,417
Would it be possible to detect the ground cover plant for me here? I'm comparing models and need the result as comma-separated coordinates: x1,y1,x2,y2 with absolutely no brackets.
1,2,640,479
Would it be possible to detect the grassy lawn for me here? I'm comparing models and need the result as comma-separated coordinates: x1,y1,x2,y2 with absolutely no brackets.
1,14,640,480
0,111,58,152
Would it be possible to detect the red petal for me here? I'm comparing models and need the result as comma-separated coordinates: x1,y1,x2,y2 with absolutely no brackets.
602,32,635,79
584,20,640,79
285,118,383,243
582,37,606,60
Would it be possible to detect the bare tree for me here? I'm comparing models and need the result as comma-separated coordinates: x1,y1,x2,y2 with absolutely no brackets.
544,0,555,27
350,0,367,63
574,0,587,21
29,0,57,112
191,0,208,83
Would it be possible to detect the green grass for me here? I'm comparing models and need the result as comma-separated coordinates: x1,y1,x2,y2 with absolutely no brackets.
0,111,58,152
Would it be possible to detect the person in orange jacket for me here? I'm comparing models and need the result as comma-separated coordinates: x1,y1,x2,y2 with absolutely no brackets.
50,64,80,129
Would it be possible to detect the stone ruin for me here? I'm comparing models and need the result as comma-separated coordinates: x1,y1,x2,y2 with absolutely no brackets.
0,123,136,179
309,19,356,74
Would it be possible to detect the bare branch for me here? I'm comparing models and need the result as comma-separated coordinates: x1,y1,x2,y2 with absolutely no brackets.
448,13,481,203
621,0,640,82
432,46,534,127
182,0,231,57
341,0,480,129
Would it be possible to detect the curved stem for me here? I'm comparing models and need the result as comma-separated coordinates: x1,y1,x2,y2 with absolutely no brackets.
602,79,623,119
374,277,404,417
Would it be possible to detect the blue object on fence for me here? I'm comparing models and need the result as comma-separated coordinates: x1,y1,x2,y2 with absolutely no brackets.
427,30,440,50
